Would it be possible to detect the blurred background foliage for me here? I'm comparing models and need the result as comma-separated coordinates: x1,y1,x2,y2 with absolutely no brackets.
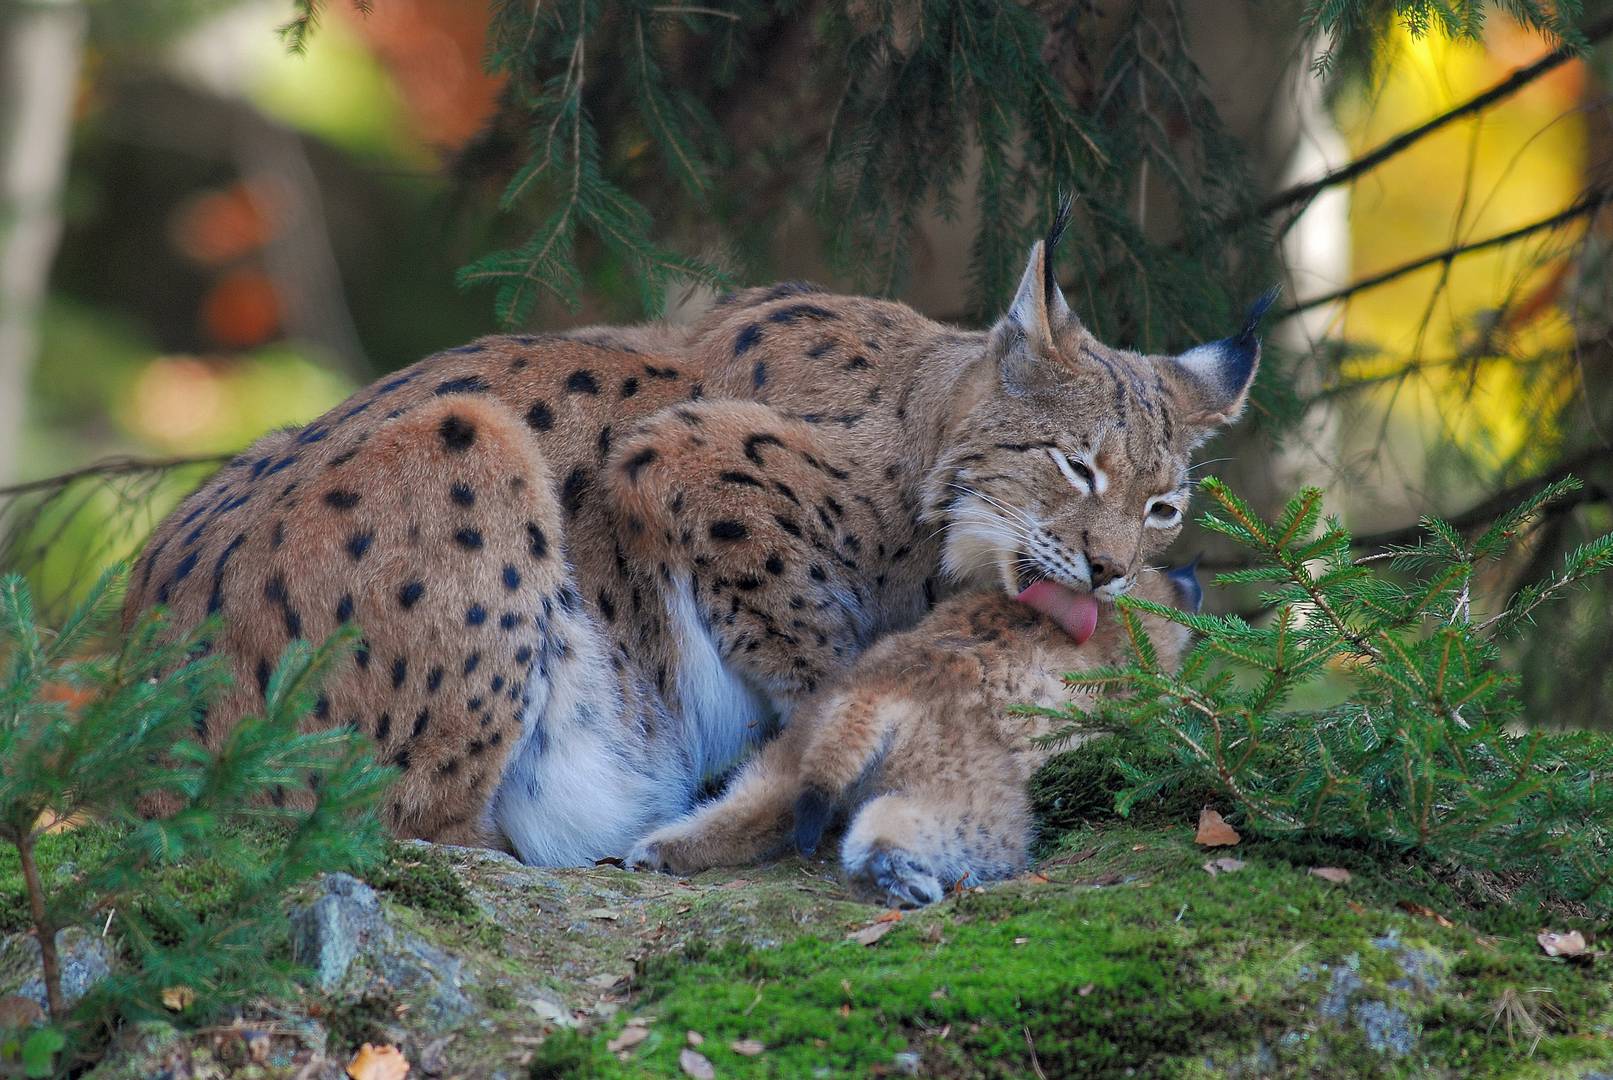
1,0,1609,726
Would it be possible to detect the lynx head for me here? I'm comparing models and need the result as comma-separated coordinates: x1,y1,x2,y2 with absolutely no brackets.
925,204,1271,641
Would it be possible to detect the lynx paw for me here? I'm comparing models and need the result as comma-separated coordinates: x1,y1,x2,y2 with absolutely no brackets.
626,826,708,876
843,844,978,908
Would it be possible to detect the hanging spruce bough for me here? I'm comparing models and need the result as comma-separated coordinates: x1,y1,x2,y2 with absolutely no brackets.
0,567,391,1071
1036,477,1613,911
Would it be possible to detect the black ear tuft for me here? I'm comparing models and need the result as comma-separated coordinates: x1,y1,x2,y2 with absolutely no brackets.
1164,555,1204,615
1043,193,1075,301
1237,285,1282,345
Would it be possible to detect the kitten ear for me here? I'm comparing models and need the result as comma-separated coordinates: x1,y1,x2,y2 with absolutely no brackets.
994,199,1076,386
1166,287,1278,429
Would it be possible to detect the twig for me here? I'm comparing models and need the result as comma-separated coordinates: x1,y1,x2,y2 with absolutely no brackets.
0,453,232,500
1250,14,1613,225
1280,189,1610,318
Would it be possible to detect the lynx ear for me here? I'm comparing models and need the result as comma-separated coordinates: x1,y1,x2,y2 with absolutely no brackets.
995,199,1076,387
1166,287,1278,428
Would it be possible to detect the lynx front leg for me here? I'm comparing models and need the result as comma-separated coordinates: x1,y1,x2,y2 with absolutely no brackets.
840,780,1033,907
626,735,803,874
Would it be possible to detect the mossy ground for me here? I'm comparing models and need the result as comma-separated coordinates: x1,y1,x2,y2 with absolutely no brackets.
5,753,1609,1078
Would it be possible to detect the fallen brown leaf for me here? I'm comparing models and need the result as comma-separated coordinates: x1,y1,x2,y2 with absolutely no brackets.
606,1025,651,1053
1537,930,1589,958
686,1030,704,1047
1130,843,1146,852
1396,900,1455,928
1309,867,1351,885
1202,858,1244,876
848,921,896,946
873,909,903,924
1077,983,1095,997
731,1039,766,1056
1013,936,1030,945
161,985,195,1011
679,1048,715,1080
584,908,620,920
594,856,626,868
347,1043,410,1080
1195,807,1240,847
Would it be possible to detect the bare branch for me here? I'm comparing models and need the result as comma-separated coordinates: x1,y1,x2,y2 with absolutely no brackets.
1253,14,1613,226
1279,189,1610,319
0,454,232,501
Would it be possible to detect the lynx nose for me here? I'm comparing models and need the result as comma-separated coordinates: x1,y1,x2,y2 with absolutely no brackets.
1087,553,1125,588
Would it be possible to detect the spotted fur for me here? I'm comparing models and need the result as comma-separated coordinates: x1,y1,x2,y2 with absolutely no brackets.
124,228,1261,863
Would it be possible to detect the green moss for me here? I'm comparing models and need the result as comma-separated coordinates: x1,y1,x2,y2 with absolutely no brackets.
533,823,1613,1079
369,841,482,922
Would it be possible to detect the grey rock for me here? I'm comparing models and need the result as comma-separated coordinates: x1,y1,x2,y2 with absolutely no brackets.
1,926,113,1010
291,872,386,992
289,872,473,1030
892,1050,923,1075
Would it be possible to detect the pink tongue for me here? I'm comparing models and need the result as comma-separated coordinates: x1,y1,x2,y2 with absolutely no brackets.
1016,580,1099,645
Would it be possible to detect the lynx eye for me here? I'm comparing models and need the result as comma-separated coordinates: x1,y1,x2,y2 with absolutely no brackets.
1048,449,1102,494
1146,501,1182,527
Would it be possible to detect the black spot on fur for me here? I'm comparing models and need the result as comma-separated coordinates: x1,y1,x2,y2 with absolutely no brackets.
435,375,489,395
744,433,783,465
525,401,554,432
710,520,748,542
454,528,484,551
597,425,612,459
466,604,487,626
719,470,764,489
765,554,785,575
770,303,836,324
346,531,373,561
561,466,590,517
463,652,481,676
526,522,549,560
324,490,361,510
451,482,476,506
438,414,477,451
499,611,519,630
376,712,391,741
620,376,640,398
622,447,657,481
398,580,426,609
392,656,408,689
411,710,430,738
426,666,444,693
644,364,679,380
255,658,272,698
566,369,600,395
734,324,763,354
336,593,355,622
502,564,521,590
597,590,617,622
752,361,767,389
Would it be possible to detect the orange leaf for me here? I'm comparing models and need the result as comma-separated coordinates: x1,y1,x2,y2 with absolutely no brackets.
1202,858,1244,876
1194,807,1240,847
731,1039,766,1056
873,909,904,924
347,1043,410,1080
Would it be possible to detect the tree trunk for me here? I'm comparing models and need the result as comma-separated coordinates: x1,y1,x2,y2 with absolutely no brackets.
0,0,87,487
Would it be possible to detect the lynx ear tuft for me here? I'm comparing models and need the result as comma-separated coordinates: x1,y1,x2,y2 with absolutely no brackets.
996,202,1078,382
1168,285,1280,427
1163,556,1204,615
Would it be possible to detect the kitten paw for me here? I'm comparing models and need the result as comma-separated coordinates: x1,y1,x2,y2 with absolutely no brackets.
844,845,975,908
